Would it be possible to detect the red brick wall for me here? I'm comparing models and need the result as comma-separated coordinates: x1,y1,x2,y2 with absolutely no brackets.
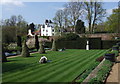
79,33,120,40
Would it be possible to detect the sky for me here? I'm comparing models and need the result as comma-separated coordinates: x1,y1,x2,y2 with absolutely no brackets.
1,0,119,26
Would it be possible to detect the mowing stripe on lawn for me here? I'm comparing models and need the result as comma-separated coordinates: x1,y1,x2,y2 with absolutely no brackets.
2,50,88,80
40,50,105,82
3,50,93,82
2,50,106,82
55,50,107,82
21,50,104,82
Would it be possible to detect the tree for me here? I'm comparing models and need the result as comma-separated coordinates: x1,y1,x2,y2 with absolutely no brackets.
21,40,30,57
38,41,45,54
29,23,35,33
9,15,17,26
2,15,28,44
51,39,58,51
53,9,64,28
65,1,83,31
63,8,70,29
75,20,85,34
104,8,120,33
2,26,16,44
53,9,64,35
83,1,106,33
17,35,22,47
35,35,39,51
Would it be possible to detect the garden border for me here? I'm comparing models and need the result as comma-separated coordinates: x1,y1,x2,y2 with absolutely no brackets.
82,58,106,83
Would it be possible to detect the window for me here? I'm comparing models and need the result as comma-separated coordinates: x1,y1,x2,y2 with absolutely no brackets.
46,34,48,36
46,30,48,32
43,25,45,28
52,33,54,36
52,29,54,32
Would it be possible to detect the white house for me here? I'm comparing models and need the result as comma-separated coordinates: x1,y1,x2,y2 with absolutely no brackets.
41,20,55,36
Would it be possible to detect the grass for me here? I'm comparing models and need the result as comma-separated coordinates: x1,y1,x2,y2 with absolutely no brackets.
2,49,107,83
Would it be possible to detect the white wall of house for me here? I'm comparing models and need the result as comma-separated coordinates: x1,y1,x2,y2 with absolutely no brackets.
41,23,55,36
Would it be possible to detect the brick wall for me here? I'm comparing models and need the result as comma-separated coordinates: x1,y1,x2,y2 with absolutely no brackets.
79,33,120,40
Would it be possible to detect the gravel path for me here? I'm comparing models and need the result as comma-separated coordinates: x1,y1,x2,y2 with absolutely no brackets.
7,51,38,58
106,53,120,83
7,50,51,58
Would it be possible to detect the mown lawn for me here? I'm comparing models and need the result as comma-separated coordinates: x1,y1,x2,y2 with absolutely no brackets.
2,49,107,83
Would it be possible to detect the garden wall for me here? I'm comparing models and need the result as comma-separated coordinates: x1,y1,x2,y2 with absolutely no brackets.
79,33,120,40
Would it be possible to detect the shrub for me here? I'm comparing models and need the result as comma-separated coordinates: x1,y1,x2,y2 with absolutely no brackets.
2,45,7,62
58,33,80,41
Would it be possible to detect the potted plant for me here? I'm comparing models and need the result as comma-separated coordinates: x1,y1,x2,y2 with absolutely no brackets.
104,51,115,62
116,42,120,46
112,45,119,51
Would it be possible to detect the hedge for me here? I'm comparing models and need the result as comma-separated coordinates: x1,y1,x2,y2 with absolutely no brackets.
45,38,101,49
102,40,120,49
45,38,120,49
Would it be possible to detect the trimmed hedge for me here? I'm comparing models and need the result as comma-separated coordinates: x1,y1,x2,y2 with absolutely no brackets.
87,38,102,49
45,37,120,49
45,38,101,49
102,40,120,49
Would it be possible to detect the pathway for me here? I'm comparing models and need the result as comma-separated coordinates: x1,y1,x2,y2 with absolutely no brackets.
7,50,51,58
7,51,38,58
106,53,120,84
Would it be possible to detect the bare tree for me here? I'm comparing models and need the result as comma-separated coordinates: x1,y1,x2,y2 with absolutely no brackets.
9,15,17,26
84,1,106,33
53,9,64,28
53,9,64,35
64,1,83,31
63,8,70,29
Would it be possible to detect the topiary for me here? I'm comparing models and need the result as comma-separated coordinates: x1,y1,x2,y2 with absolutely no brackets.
2,45,7,62
51,39,58,51
38,41,45,54
17,35,22,47
35,35,39,51
21,40,30,57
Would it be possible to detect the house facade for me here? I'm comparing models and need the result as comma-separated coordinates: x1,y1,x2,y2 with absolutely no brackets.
41,20,55,36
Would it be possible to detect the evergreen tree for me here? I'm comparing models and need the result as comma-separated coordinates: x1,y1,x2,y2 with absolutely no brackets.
38,41,45,54
21,40,30,57
29,23,35,33
17,35,22,47
51,39,58,51
35,35,39,51
75,20,85,34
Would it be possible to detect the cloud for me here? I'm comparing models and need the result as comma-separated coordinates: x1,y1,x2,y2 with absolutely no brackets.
1,0,25,7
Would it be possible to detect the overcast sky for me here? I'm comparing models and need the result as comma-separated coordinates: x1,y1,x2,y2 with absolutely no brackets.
1,0,119,26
